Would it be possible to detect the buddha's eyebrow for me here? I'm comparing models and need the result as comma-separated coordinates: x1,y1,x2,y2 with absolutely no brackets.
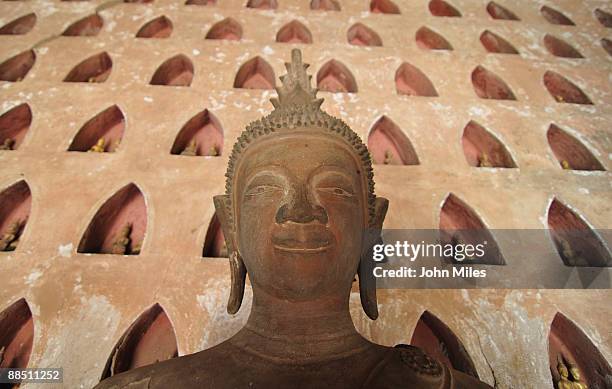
309,164,354,180
244,165,291,183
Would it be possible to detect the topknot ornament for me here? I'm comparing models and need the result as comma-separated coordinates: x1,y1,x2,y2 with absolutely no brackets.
270,49,324,111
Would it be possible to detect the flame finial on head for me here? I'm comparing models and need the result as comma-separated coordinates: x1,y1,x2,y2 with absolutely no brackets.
270,49,324,110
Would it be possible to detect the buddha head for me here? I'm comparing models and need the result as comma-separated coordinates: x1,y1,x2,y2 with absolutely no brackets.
214,49,388,319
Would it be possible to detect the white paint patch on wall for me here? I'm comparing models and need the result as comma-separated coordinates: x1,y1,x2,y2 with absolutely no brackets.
197,279,252,351
36,295,121,388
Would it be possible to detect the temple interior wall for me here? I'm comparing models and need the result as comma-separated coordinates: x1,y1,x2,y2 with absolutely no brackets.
0,0,610,387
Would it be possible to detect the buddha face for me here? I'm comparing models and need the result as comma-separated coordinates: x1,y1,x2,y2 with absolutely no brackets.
232,130,368,301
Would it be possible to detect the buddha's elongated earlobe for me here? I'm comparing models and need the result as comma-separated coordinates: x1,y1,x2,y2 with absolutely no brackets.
228,251,247,314
359,248,378,320
213,195,246,314
359,197,388,320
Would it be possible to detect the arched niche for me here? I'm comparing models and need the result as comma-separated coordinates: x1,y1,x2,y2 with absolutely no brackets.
369,0,400,14
78,183,147,255
479,30,518,54
276,20,312,44
462,120,516,168
136,15,173,38
543,71,592,105
246,0,277,9
347,23,382,46
547,198,611,267
0,50,35,82
471,66,516,100
0,13,36,35
395,62,438,97
64,52,112,83
101,303,178,380
439,193,505,265
486,1,519,20
367,116,419,166
310,0,340,11
150,54,193,87
410,311,478,378
233,56,275,90
549,313,612,388
68,105,125,152
0,180,31,252
62,14,103,37
594,8,612,28
546,124,604,171
202,213,227,257
428,0,461,17
316,59,358,93
206,17,242,41
0,103,32,151
171,109,223,157
0,298,34,370
415,26,452,50
540,6,574,26
543,34,583,58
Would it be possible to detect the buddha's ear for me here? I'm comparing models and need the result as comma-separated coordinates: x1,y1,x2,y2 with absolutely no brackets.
372,197,389,230
213,195,246,315
359,196,389,321
213,195,237,252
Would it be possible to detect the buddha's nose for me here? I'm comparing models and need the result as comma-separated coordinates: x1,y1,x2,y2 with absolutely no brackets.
275,186,328,224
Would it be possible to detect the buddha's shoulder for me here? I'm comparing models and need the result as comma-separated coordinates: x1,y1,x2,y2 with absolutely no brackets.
363,344,493,389
93,344,234,389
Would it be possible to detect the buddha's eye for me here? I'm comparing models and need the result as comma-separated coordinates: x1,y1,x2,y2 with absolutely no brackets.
245,184,281,197
318,187,354,198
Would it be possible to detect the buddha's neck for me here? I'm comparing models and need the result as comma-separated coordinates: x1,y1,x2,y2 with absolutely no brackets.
233,286,372,364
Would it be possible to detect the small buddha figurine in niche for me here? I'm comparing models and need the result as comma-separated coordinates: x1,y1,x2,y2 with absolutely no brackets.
207,144,219,157
561,160,571,170
0,138,15,150
383,149,395,165
111,223,132,255
89,138,106,153
477,152,492,168
0,220,23,251
95,49,492,389
181,140,198,156
555,358,588,389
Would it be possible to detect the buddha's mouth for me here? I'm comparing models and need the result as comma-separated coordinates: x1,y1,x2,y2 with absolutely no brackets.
271,229,334,253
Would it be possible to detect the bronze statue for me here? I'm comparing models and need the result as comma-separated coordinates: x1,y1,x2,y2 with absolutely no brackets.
95,49,492,389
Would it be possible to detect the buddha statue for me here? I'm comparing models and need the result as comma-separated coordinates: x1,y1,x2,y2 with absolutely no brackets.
0,220,22,251
89,138,106,153
111,223,132,255
0,138,15,150
95,49,492,389
181,140,198,156
555,359,589,389
477,152,492,168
